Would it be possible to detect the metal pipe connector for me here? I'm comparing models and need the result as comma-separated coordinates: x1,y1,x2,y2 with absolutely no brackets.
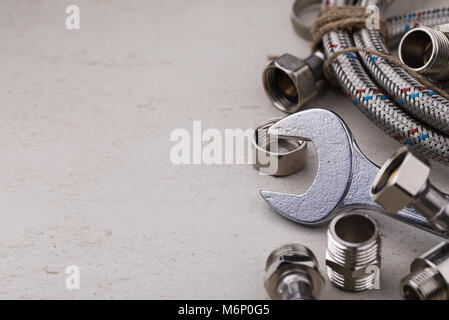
399,24,449,81
252,118,307,176
400,242,449,300
262,52,326,114
264,244,325,300
371,147,449,234
326,212,381,292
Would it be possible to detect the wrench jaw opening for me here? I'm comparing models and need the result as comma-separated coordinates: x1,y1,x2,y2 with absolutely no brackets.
259,109,448,238
260,109,354,226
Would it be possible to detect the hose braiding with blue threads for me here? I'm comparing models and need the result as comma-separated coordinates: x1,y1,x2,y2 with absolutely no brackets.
321,1,449,164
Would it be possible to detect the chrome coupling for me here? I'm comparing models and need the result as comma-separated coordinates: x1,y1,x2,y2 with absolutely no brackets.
326,212,382,292
399,24,449,81
400,242,449,300
262,52,326,114
264,244,325,300
371,147,449,234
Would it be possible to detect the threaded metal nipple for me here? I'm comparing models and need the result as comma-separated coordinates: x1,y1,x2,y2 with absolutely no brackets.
400,242,449,300
326,212,382,292
399,25,449,81
401,267,448,300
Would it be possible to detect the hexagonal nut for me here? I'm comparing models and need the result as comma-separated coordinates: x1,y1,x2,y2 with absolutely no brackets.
264,244,324,300
371,147,430,213
252,117,307,177
262,53,318,114
325,251,380,279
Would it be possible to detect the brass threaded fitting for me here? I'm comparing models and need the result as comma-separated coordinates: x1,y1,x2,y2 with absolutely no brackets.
399,25,449,81
326,212,382,292
400,242,449,300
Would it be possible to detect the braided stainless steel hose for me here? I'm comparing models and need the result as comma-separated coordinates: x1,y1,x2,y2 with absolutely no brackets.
354,29,449,134
263,2,449,163
322,0,449,164
388,6,449,45
322,30,449,163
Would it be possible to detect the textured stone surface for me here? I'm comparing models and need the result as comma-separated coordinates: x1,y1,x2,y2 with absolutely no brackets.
0,0,448,299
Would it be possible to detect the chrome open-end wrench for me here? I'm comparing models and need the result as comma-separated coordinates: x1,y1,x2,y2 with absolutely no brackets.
260,108,448,238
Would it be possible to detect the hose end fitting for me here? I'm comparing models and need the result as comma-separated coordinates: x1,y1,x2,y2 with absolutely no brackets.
371,147,431,213
262,52,326,114
264,244,325,300
399,25,449,81
400,242,449,300
371,147,449,233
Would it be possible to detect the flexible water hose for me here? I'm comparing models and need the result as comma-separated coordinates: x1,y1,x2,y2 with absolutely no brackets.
388,6,449,44
322,1,449,163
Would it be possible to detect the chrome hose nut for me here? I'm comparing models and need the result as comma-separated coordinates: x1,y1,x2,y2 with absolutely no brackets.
252,117,307,176
401,242,449,300
371,147,431,213
262,52,326,114
399,24,449,81
371,147,449,233
326,212,381,292
264,244,325,300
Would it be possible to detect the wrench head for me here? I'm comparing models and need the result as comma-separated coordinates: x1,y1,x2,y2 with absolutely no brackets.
260,109,353,225
260,109,448,237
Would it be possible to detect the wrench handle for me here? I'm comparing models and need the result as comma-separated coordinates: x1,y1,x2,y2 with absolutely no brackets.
391,206,448,238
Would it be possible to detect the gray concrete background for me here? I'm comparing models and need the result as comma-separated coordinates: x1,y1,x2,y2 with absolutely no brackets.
1,0,448,299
